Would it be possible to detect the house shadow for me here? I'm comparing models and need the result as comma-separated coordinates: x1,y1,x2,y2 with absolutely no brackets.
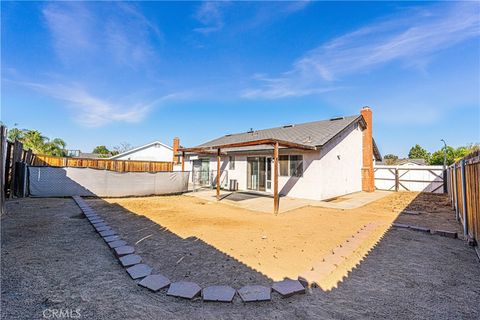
25,165,274,289
82,197,274,290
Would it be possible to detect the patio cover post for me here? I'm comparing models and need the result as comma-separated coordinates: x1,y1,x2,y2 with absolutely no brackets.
216,148,221,200
274,142,279,214
181,151,185,171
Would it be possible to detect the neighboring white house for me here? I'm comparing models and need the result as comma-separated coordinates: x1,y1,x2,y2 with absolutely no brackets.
377,158,427,166
110,140,173,162
179,107,382,201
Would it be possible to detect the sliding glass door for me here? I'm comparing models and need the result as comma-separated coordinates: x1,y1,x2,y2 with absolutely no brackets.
247,157,269,191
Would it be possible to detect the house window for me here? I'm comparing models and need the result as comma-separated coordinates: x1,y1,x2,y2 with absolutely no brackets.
279,155,289,176
229,156,235,170
279,155,303,177
290,155,303,177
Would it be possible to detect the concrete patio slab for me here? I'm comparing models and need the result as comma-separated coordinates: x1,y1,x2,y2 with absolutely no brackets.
167,282,201,299
188,189,392,213
138,274,171,292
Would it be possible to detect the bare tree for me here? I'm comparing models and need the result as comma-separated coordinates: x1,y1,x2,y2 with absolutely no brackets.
113,142,133,155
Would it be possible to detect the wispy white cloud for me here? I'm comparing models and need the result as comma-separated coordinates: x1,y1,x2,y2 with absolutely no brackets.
42,2,161,67
243,2,480,99
32,2,172,127
193,1,230,34
194,1,310,34
243,0,311,30
42,2,96,63
242,73,341,99
9,80,184,127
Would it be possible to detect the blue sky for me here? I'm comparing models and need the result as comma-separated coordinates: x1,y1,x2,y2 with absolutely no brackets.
2,1,479,157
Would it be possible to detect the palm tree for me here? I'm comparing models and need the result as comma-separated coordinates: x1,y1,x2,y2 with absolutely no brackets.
45,138,67,156
21,130,48,154
7,128,24,141
10,128,67,156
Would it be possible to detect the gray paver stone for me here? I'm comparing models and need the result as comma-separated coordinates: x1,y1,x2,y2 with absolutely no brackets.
272,279,305,298
238,285,271,302
126,264,152,279
138,274,171,292
202,285,236,302
167,282,201,299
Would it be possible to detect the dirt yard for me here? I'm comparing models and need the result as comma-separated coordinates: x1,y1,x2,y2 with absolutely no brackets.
96,191,462,289
2,192,480,319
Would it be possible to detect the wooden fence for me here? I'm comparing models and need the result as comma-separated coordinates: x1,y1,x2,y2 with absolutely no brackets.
1,126,6,214
447,150,480,245
0,125,175,204
32,155,173,172
3,138,36,200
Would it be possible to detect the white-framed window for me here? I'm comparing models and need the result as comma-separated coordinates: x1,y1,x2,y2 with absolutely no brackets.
229,156,235,170
279,155,303,177
289,155,303,177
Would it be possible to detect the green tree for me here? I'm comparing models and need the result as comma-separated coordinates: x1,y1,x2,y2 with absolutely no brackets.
408,144,430,162
21,130,48,154
429,146,456,165
383,154,398,165
7,127,23,141
92,145,111,155
429,144,480,165
44,138,67,157
8,128,66,156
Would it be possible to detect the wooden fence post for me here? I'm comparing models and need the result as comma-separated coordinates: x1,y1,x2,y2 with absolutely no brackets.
9,140,23,198
449,168,454,209
4,142,12,197
453,162,459,221
394,168,399,192
0,126,6,214
461,159,468,237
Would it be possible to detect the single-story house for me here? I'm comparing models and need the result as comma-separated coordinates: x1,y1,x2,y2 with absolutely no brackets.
178,107,381,210
110,140,175,162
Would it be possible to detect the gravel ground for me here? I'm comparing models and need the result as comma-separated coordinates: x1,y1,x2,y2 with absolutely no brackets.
1,197,479,320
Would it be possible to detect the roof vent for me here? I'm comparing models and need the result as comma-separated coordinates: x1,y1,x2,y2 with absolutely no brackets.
225,134,232,137
247,128,254,133
329,117,344,121
283,124,294,128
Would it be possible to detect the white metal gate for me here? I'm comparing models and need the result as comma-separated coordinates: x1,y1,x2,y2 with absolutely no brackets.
374,165,445,193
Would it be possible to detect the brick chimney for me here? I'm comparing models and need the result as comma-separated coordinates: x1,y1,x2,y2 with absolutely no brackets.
172,137,180,164
361,107,375,192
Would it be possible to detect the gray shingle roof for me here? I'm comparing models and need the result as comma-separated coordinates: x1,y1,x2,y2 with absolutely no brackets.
197,115,362,149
